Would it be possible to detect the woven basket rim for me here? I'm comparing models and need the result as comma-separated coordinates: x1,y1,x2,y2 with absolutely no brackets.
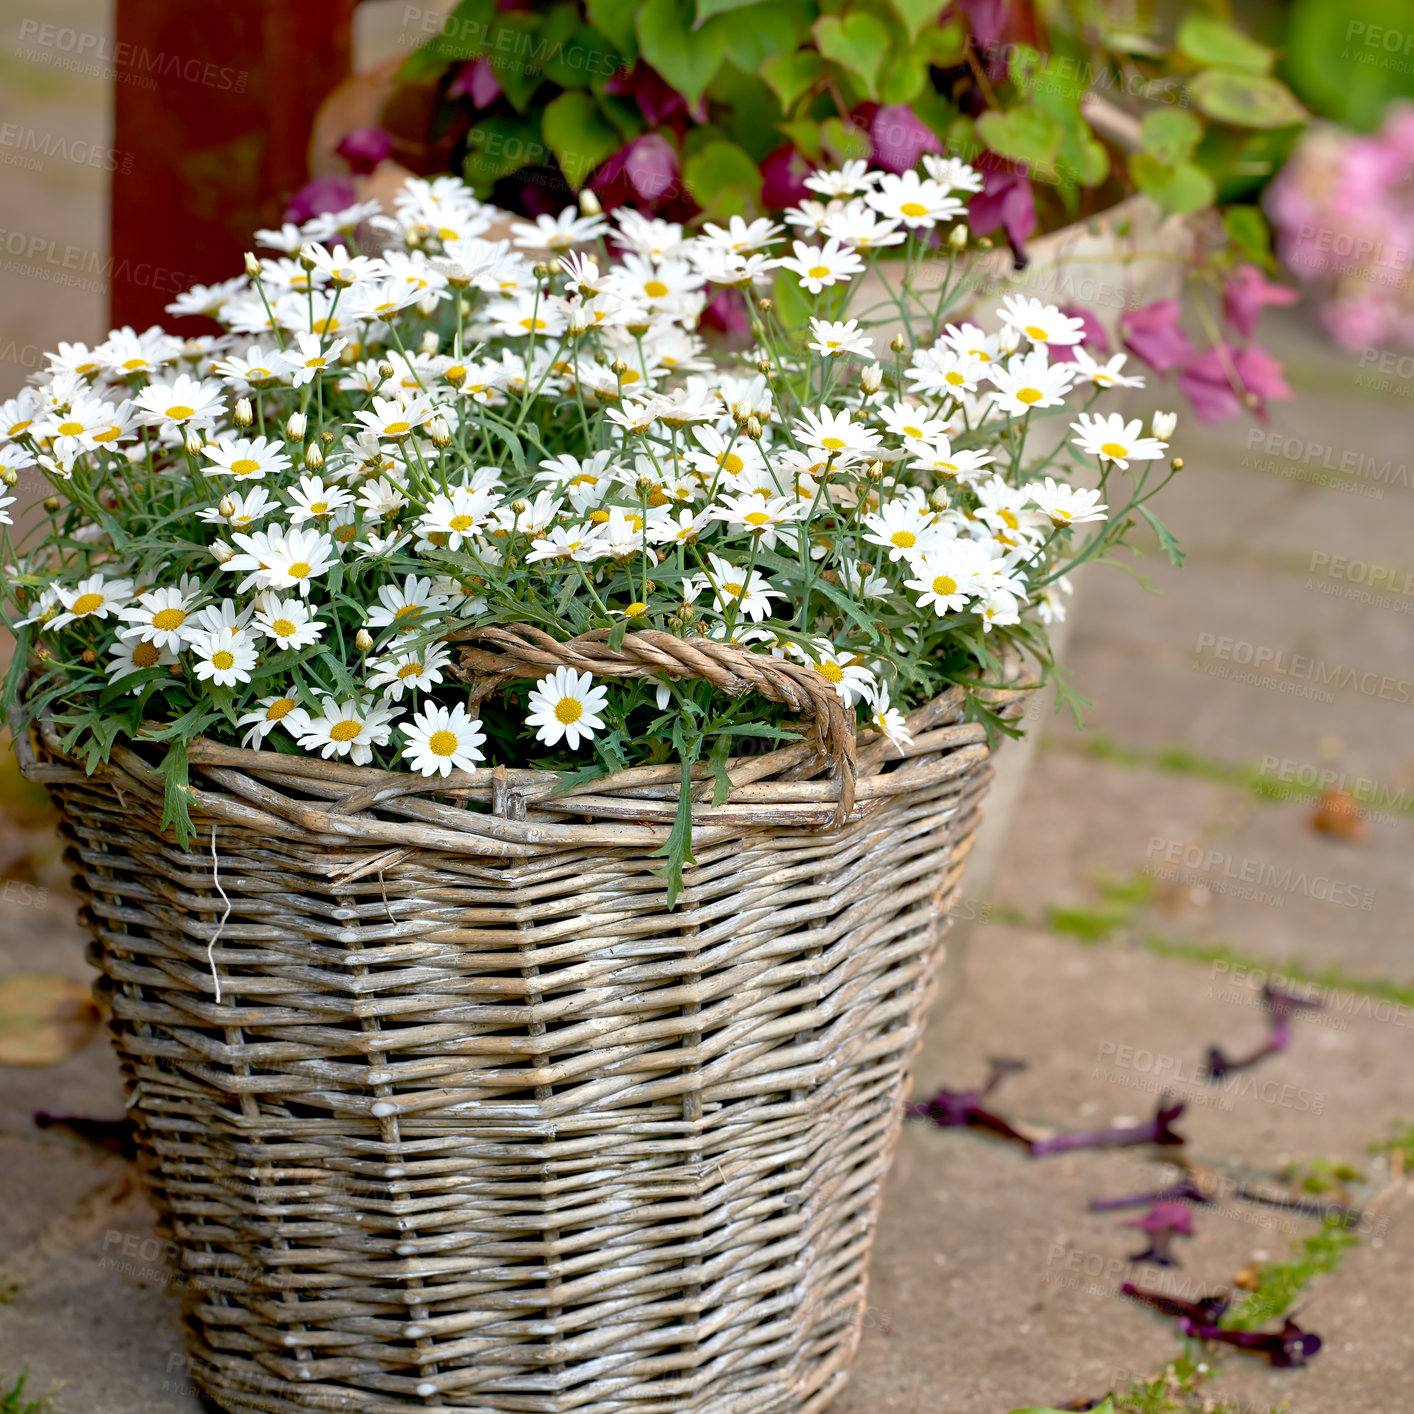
16,631,1033,857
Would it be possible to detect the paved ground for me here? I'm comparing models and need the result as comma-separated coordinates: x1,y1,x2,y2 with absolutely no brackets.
1,8,1411,1406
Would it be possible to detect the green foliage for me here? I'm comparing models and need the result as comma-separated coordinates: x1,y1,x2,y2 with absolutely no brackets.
0,1372,47,1414
636,0,731,105
1130,154,1216,215
1220,1220,1357,1330
542,91,621,187
811,13,891,98
1188,70,1307,129
1177,16,1275,75
682,139,763,220
1283,0,1414,132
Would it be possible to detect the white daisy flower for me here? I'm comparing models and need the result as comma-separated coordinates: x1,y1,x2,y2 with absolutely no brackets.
524,522,607,564
820,205,906,251
401,701,487,777
352,392,437,442
189,626,258,687
106,634,178,687
197,486,275,531
803,161,876,197
277,330,349,386
865,683,913,755
510,206,608,252
238,693,309,747
877,401,952,444
252,594,325,650
903,541,996,615
132,373,224,428
50,574,134,629
224,525,337,596
367,642,452,700
907,346,989,397
806,317,875,360
921,155,984,193
698,214,783,254
286,474,355,525
696,552,786,623
1069,412,1168,469
203,435,293,481
1070,347,1145,389
979,587,1022,632
1027,476,1109,526
986,350,1075,416
118,584,204,650
862,501,948,563
904,437,997,483
524,666,609,750
711,492,807,548
866,170,963,228
806,640,876,707
997,295,1088,348
364,574,452,632
939,322,1001,363
794,406,882,462
778,238,866,294
297,697,400,764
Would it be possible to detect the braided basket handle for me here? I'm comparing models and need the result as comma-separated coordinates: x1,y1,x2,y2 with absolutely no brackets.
450,625,858,816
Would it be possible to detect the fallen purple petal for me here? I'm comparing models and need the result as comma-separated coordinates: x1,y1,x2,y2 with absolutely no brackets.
907,1059,1033,1145
1089,1178,1212,1211
1206,982,1322,1078
1180,1316,1323,1367
1125,1200,1195,1266
1029,1097,1186,1156
1121,1281,1230,1325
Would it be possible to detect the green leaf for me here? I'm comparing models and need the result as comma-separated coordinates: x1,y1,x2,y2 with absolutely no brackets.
485,13,545,111
1177,15,1274,74
813,13,891,99
777,117,823,162
543,23,625,90
649,719,702,909
1283,0,1414,133
888,0,945,42
759,49,823,110
682,139,763,220
637,0,728,104
696,0,767,20
542,91,622,187
1139,107,1203,164
585,0,639,59
879,48,928,105
1223,204,1274,267
1188,70,1307,129
819,115,871,164
159,738,195,849
1137,505,1185,567
976,103,1064,167
707,731,734,806
722,5,813,74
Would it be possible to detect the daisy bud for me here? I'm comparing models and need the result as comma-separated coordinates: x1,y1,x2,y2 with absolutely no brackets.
745,415,763,441
929,486,950,511
866,460,884,483
428,417,451,448
1151,410,1178,440
34,644,51,661
286,412,307,441
210,540,235,563
1170,457,1184,471
243,251,261,278
890,333,907,353
298,247,317,272
420,330,439,355
168,663,183,676
756,359,772,374
977,235,993,249
459,297,471,318
533,262,552,280
355,628,374,652
579,187,602,216
43,496,61,514
81,648,96,664
757,298,773,314
510,498,530,515
378,362,395,380
218,496,235,519
304,441,324,471
860,364,882,394
184,428,203,456
633,475,655,495
0,468,17,487
417,295,439,318
996,324,1021,354
233,396,253,427
948,223,969,249
321,428,336,444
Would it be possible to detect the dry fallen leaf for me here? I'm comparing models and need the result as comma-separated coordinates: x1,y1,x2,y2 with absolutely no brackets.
0,974,100,1066
1232,1265,1261,1291
1309,787,1370,843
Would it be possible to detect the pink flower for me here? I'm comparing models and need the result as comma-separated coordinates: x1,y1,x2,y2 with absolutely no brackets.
285,176,355,225
1049,306,1109,362
335,128,393,175
869,104,942,174
966,167,1035,252
1177,343,1292,422
1120,300,1195,372
449,57,500,109
591,134,679,207
760,144,814,209
1224,264,1298,338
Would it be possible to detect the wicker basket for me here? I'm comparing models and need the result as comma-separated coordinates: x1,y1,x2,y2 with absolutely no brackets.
19,628,1021,1414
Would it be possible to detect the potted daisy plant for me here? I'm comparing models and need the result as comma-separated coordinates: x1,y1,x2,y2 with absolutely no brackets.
3,162,1179,1413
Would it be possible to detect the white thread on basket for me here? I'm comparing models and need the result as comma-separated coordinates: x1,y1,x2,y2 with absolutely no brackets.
207,824,232,1004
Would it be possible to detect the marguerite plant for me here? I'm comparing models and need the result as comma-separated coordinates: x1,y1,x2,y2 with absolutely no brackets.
1,163,1181,902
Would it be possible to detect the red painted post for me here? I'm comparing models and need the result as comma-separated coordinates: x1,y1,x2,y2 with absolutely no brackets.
110,0,356,331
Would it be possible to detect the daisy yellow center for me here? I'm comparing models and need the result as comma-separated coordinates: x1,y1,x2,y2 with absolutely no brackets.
448,514,475,532
975,350,991,361
286,561,311,578
56,420,84,436
891,530,916,548
383,421,410,437
393,603,422,620
819,436,845,450
589,510,610,524
1016,388,1044,405
166,404,195,419
329,719,362,741
248,367,272,380
152,607,186,632
7,420,30,435
1024,324,1048,340
122,358,146,371
568,474,598,488
643,280,670,298
272,618,297,637
212,650,236,670
230,458,260,476
744,510,772,526
620,369,641,384
807,265,831,279
945,371,965,386
624,601,648,616
265,698,295,721
903,424,923,438
92,426,121,442
999,509,1018,529
817,660,844,683
131,641,161,668
428,730,459,756
308,501,329,514
335,524,356,543
71,592,104,615
720,451,744,474
519,317,547,332
1052,508,1073,521
647,489,669,507
305,356,327,369
899,202,928,218
397,662,424,679
312,317,340,335
445,365,466,380
554,698,583,724
721,581,743,597
932,574,957,595
1100,441,1128,458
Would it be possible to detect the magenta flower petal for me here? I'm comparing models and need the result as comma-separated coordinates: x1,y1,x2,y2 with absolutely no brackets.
449,56,501,109
1030,1097,1186,1155
1120,299,1195,372
1224,263,1299,338
1050,306,1109,363
760,144,814,210
957,0,1008,48
285,175,356,225
591,133,680,206
966,167,1036,258
870,104,943,174
335,127,393,175
1176,345,1245,422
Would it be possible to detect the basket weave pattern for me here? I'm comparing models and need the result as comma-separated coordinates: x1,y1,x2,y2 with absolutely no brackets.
23,634,1016,1414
